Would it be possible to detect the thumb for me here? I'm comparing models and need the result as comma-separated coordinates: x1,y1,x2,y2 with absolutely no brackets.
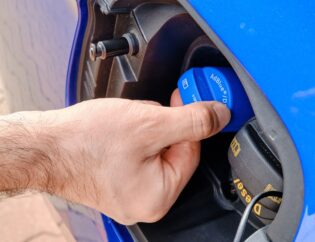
158,101,231,148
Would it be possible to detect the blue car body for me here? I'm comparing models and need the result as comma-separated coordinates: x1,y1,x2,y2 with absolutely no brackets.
0,0,314,241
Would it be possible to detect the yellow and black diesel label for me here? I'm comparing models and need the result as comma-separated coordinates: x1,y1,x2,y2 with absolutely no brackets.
231,137,241,157
233,178,278,220
264,183,282,205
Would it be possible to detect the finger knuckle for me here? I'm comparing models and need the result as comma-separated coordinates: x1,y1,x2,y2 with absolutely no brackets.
191,105,215,138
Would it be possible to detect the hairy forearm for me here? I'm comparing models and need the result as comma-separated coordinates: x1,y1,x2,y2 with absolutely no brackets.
0,96,230,225
0,108,108,214
0,111,71,195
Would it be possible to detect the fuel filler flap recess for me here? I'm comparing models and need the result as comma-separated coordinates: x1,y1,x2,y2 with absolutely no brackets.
178,66,283,223
229,119,283,223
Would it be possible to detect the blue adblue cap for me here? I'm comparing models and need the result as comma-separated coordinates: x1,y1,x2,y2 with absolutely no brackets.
178,67,254,132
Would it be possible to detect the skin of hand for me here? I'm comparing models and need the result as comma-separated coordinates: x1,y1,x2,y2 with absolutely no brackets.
0,89,230,225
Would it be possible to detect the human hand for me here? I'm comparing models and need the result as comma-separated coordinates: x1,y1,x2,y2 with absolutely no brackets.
49,90,230,224
0,90,230,225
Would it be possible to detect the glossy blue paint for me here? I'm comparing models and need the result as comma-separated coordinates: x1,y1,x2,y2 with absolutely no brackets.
186,1,315,241
66,0,88,107
102,215,134,242
66,0,315,241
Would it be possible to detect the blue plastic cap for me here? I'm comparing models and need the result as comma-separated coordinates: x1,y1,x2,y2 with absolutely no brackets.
178,67,254,132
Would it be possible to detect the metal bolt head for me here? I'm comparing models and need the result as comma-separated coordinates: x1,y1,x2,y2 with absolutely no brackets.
89,43,97,61
97,42,107,60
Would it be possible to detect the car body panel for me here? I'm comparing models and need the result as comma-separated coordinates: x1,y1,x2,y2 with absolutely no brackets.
66,0,315,241
0,0,314,241
66,0,88,107
185,1,315,241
